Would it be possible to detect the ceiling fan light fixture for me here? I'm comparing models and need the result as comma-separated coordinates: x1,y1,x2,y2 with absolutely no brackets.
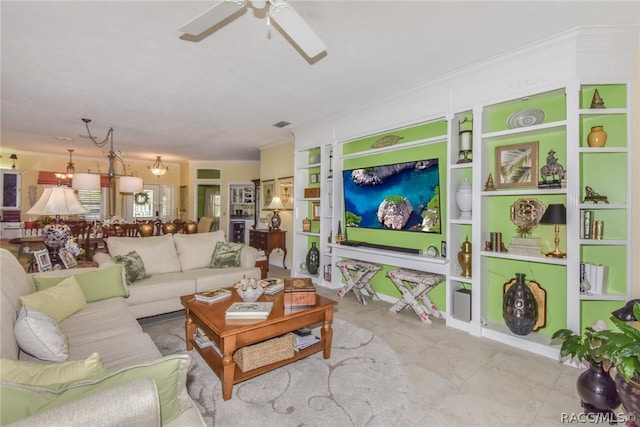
251,0,266,9
148,156,168,177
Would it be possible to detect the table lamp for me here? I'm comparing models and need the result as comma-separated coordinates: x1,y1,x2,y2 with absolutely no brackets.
27,186,88,265
267,196,284,230
540,203,567,258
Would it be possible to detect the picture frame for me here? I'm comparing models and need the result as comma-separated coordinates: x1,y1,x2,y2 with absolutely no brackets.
277,176,294,210
495,141,539,189
262,179,275,209
312,202,320,220
310,173,320,184
256,217,270,231
33,249,52,272
441,241,447,258
59,249,78,269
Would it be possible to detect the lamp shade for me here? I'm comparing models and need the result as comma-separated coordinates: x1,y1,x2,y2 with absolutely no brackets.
540,204,566,225
72,173,101,190
268,196,284,210
26,187,88,216
119,176,144,194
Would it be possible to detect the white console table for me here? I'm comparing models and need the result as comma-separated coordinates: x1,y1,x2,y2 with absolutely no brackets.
329,244,448,278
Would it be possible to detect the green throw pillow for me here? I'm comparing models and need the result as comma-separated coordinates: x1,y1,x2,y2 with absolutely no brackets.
20,276,87,322
0,354,191,426
0,353,104,386
112,251,149,284
32,265,129,302
210,241,244,268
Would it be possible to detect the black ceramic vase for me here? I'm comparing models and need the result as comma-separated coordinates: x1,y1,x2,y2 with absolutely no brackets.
502,273,538,335
306,242,320,275
615,372,640,418
578,362,620,415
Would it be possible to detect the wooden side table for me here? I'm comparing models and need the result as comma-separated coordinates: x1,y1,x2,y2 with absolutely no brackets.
249,230,287,274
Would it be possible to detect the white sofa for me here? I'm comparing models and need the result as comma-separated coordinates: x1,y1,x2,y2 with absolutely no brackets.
0,248,206,426
94,230,261,318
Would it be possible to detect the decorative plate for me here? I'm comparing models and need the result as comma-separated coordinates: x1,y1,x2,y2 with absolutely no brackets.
507,108,545,129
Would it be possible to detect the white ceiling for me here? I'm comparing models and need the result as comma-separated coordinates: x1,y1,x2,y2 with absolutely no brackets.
2,1,638,163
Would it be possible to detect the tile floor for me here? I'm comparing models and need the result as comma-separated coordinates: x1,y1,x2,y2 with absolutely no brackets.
140,266,590,426
269,267,586,426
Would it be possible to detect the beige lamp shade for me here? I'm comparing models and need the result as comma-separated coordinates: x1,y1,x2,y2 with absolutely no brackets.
26,187,88,216
268,196,285,210
119,176,144,193
72,173,101,190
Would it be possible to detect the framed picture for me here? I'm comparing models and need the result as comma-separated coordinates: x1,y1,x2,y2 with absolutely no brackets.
256,217,270,231
262,179,275,209
310,173,320,184
33,249,52,272
441,241,447,258
495,141,539,189
277,176,294,210
59,249,78,269
312,202,320,220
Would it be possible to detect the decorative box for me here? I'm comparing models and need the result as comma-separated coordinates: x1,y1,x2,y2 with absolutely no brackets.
284,277,316,308
304,188,320,198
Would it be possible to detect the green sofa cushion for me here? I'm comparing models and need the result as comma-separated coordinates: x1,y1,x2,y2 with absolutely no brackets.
20,276,87,322
32,265,128,302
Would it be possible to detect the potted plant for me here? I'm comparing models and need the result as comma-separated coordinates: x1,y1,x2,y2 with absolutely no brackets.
552,320,621,415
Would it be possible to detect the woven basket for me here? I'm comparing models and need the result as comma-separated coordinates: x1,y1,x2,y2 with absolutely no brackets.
233,333,294,372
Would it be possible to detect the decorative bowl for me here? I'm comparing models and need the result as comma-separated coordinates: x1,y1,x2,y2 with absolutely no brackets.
234,277,265,302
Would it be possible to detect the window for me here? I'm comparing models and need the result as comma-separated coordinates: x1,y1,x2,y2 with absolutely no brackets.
76,189,103,221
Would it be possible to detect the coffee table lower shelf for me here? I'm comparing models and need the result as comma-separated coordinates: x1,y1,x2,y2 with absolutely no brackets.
191,338,324,384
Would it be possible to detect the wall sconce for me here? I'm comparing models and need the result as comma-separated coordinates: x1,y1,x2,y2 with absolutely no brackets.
10,154,17,169
148,156,168,177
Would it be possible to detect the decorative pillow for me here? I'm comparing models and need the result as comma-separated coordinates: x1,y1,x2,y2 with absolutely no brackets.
210,241,244,268
174,230,226,271
0,354,192,426
20,276,87,322
32,265,129,302
0,353,104,386
14,307,68,362
112,251,149,285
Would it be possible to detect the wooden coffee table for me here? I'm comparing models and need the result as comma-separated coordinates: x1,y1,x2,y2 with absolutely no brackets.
180,289,338,400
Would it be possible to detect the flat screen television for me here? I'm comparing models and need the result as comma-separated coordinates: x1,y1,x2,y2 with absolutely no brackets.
342,158,441,233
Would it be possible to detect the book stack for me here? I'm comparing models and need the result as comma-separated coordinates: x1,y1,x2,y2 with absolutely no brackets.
225,302,274,320
284,277,316,309
580,262,608,295
195,288,231,303
580,210,604,240
508,237,542,257
292,328,320,352
261,278,284,295
193,328,222,356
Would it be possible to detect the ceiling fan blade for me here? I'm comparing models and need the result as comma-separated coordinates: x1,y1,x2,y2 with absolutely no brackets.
178,0,247,35
268,0,326,58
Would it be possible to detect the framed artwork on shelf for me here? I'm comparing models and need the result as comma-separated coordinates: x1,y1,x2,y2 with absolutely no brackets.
310,173,320,184
277,176,294,210
33,249,52,272
59,249,78,269
262,179,275,209
495,141,539,189
312,202,320,220
256,217,270,231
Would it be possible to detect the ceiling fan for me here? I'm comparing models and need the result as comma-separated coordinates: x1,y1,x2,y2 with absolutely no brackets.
178,0,327,58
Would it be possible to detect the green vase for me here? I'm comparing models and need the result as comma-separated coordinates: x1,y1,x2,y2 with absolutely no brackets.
306,242,320,275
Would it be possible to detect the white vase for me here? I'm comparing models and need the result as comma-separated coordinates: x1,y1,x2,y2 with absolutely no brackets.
455,179,473,220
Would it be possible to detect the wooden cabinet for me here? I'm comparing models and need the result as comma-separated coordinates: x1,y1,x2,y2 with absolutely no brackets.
1,170,21,210
249,229,287,272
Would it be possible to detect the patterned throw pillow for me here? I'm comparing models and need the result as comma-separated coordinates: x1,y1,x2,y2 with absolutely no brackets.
112,251,149,284
210,241,244,268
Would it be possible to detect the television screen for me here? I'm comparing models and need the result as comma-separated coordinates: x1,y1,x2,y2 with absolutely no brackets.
342,158,441,233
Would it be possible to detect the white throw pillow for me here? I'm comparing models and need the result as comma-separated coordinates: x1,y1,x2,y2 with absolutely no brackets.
173,230,226,271
106,234,181,275
14,306,69,362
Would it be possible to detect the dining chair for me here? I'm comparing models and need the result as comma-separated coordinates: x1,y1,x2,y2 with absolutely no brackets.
69,222,93,261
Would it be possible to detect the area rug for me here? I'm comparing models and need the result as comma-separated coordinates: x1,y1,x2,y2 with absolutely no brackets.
147,318,408,427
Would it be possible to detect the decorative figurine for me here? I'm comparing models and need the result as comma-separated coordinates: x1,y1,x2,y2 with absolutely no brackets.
583,186,609,204
484,173,496,191
539,149,565,189
590,89,606,109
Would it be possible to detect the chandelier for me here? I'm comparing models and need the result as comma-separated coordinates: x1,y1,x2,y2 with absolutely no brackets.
148,156,168,176
66,149,75,177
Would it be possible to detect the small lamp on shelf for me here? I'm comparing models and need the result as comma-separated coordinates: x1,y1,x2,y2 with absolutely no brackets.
457,117,472,164
540,203,567,258
268,196,284,230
